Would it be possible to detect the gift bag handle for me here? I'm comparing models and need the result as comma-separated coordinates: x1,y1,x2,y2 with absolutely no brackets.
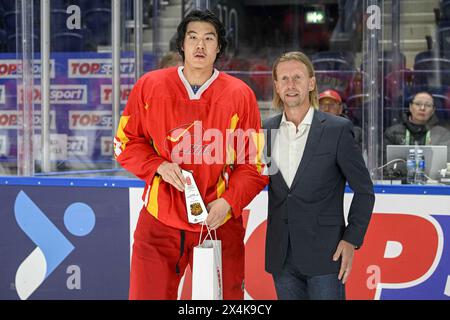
197,221,223,299
198,221,217,246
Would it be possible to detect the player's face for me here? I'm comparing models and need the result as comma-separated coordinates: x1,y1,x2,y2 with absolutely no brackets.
182,21,219,71
274,60,315,110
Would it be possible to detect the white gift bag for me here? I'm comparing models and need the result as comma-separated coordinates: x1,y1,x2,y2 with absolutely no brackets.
191,222,223,300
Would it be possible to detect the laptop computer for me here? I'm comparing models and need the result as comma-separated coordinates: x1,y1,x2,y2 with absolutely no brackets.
386,145,448,181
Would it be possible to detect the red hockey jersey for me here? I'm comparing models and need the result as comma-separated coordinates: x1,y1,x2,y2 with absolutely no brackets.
114,66,268,231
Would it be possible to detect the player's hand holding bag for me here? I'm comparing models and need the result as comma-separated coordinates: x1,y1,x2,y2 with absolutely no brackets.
191,222,223,300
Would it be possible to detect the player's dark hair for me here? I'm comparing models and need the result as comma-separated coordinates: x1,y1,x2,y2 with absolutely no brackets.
176,10,227,62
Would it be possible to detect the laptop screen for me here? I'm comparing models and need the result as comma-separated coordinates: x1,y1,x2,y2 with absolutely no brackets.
386,145,448,181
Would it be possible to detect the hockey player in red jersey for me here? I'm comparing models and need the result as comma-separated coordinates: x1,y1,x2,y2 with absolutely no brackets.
114,10,269,299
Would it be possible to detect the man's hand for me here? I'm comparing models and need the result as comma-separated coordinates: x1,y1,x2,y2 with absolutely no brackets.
206,198,231,230
156,161,186,191
332,240,356,284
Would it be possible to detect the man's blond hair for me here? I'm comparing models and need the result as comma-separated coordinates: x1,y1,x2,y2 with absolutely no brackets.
272,51,319,111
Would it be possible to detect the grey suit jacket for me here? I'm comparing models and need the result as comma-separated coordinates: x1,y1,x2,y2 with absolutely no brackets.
263,109,375,276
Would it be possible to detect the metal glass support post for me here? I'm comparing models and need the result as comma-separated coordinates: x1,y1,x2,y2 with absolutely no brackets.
112,0,121,168
152,0,160,59
390,0,402,127
391,0,400,68
41,0,51,173
134,0,144,79
17,0,35,176
364,0,382,180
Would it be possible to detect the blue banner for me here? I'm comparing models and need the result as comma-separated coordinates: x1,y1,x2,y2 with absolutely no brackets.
0,52,156,166
0,185,130,299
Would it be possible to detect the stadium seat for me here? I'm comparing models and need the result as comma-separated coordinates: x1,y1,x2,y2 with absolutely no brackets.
0,0,16,12
0,0,40,13
51,9,71,33
441,0,450,21
6,33,39,52
50,0,71,9
311,51,355,71
3,9,40,35
81,0,111,11
83,8,111,46
414,50,450,66
51,32,84,52
3,10,18,34
0,29,7,51
438,20,450,54
413,50,450,87
362,51,406,76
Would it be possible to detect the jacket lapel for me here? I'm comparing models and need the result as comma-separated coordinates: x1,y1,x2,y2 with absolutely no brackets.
289,109,325,190
263,114,282,159
263,114,290,191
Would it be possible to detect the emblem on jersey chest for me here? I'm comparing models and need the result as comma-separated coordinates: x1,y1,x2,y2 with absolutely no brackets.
163,119,261,166
165,121,218,164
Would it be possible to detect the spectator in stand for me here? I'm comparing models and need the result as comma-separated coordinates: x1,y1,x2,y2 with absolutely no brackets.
319,89,362,145
159,51,183,68
384,91,450,158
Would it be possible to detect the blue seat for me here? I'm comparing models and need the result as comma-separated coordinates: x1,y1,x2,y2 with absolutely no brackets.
50,0,71,9
383,51,406,70
0,0,16,12
81,0,110,11
413,50,450,87
311,51,355,71
51,9,71,33
51,32,84,52
431,93,449,110
438,23,450,55
3,10,40,35
84,8,111,46
362,51,406,75
7,33,39,52
51,0,88,10
0,28,7,50
3,10,19,34
441,0,450,21
0,0,40,13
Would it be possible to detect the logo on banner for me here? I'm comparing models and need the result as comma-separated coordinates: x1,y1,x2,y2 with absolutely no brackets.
69,111,112,130
100,84,133,104
14,191,96,300
68,136,89,156
347,212,450,300
226,193,450,300
101,136,113,156
0,60,55,78
0,110,56,130
17,85,87,104
68,59,134,78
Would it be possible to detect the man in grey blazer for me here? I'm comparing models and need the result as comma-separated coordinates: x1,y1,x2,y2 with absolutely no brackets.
263,51,375,300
